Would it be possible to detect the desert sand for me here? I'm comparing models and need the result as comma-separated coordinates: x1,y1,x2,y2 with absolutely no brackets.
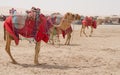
0,21,120,75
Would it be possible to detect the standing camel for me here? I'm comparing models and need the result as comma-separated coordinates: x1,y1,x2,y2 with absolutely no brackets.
4,7,49,64
49,13,80,45
80,16,97,37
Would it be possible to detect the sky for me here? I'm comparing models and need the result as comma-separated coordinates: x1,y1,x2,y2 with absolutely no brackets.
0,0,120,16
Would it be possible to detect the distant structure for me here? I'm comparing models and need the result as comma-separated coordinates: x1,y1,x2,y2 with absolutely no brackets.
96,15,120,25
110,15,120,24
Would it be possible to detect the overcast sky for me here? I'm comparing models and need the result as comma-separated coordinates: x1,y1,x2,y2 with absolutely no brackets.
0,0,120,16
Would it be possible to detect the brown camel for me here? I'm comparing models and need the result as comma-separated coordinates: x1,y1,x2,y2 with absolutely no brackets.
49,13,80,45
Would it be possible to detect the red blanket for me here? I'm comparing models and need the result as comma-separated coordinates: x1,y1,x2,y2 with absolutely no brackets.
61,26,72,38
92,20,97,29
4,14,49,45
82,17,97,29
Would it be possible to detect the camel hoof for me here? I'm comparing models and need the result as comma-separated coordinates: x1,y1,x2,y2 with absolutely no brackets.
65,43,67,45
65,43,69,45
89,35,92,37
34,61,39,65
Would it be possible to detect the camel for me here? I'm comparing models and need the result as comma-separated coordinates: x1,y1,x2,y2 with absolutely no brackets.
49,13,80,45
80,16,97,37
4,8,49,64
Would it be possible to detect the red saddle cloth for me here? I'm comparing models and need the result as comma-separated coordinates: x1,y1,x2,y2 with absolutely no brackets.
61,26,72,38
92,20,97,29
4,14,49,45
82,17,97,29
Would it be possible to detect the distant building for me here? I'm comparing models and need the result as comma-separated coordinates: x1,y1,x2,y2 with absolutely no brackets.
110,15,120,24
97,15,120,25
96,16,105,25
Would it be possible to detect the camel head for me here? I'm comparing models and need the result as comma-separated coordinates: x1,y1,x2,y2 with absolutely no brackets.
26,7,40,20
74,14,81,21
64,12,75,21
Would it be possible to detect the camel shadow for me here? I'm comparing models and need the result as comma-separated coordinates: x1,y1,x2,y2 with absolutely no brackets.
58,43,80,46
89,35,111,38
17,63,76,70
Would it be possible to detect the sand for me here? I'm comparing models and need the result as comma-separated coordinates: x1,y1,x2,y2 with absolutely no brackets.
0,21,120,75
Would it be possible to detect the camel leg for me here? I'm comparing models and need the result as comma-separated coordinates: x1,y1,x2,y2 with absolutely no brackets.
89,26,93,37
49,33,54,45
83,26,88,37
65,34,69,45
5,32,17,64
65,33,71,45
49,28,56,45
57,36,60,46
80,25,83,37
67,33,71,45
34,42,41,65
51,35,55,45
55,35,60,46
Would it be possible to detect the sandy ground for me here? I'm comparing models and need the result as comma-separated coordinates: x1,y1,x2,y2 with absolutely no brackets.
0,21,120,75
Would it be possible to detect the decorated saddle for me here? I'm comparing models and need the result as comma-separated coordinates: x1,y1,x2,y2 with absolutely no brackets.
82,17,97,29
4,13,49,45
12,13,27,29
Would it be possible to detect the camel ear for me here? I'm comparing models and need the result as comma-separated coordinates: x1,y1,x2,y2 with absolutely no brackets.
75,14,79,19
72,14,75,18
74,14,77,20
64,13,69,19
67,12,70,15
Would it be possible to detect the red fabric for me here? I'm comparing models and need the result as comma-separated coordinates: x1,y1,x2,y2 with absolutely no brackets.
61,26,72,38
82,17,97,29
4,14,49,45
87,17,92,25
46,16,54,29
92,20,97,29
4,16,19,45
82,19,87,26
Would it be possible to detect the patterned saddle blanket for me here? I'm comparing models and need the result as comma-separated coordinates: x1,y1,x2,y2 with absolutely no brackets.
4,14,49,45
12,14,27,29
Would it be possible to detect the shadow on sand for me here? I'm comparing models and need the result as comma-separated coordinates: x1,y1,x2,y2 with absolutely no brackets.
16,63,76,70
58,43,80,46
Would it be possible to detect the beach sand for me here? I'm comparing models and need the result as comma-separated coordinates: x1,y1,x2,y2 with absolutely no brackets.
0,21,120,75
